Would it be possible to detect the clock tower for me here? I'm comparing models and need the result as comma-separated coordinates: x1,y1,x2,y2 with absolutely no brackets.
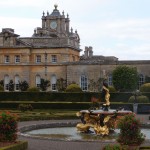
33,4,76,39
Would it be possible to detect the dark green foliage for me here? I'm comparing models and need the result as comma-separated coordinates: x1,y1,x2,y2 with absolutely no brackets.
18,104,33,112
0,80,4,87
56,78,67,92
8,80,14,91
0,101,134,110
0,85,4,91
108,86,116,92
40,78,50,91
0,141,28,150
112,65,138,92
128,95,149,103
19,81,29,91
140,83,150,92
65,84,82,92
117,113,145,145
103,144,122,150
145,76,150,83
0,112,18,142
0,92,149,103
27,87,40,92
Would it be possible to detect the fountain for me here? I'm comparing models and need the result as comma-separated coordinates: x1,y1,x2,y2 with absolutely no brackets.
76,79,132,135
19,80,150,142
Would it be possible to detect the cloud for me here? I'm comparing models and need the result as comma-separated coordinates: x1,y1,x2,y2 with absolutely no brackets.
0,0,149,60
0,16,40,36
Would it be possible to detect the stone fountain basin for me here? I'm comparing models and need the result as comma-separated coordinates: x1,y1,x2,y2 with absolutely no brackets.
19,121,150,142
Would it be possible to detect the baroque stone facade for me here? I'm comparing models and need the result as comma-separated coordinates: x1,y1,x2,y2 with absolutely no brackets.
0,5,149,91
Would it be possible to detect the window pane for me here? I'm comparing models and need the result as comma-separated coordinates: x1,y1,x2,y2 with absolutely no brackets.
52,55,57,63
81,75,88,91
138,74,145,89
36,75,41,87
36,55,41,63
51,75,56,91
5,55,9,63
15,55,20,63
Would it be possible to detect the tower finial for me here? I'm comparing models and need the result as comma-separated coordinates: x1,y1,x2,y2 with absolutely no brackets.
43,11,45,16
62,10,64,16
71,27,73,33
54,4,58,10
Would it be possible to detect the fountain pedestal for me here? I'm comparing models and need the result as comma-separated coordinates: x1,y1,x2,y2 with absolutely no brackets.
76,109,132,135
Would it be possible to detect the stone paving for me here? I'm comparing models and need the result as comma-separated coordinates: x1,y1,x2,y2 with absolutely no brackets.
18,115,150,150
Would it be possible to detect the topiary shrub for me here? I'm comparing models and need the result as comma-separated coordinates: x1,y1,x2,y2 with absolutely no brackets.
103,144,122,150
128,95,149,103
108,86,116,92
18,104,33,112
27,87,40,92
65,84,82,92
140,83,150,92
0,85,4,91
0,111,18,142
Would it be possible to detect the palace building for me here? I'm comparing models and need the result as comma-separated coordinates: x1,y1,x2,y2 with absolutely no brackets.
0,5,150,91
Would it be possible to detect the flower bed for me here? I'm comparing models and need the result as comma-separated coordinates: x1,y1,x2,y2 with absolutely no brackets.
0,111,18,142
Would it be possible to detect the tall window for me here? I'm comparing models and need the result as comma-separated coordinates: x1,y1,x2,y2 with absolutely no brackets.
15,55,20,63
36,55,41,63
108,74,113,86
51,75,57,91
36,75,41,88
80,75,88,91
138,74,145,89
15,75,19,91
4,75,9,91
51,55,57,63
5,55,10,63
72,56,75,61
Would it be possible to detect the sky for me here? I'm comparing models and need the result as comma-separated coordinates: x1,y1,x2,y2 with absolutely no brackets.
0,0,150,60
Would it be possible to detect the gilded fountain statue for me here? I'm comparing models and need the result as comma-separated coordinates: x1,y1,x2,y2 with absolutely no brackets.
76,79,132,136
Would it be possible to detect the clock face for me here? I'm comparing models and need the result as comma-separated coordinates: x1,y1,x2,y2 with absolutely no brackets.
50,21,57,29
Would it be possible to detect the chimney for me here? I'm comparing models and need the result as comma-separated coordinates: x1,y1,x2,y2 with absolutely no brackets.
84,46,88,58
89,46,93,58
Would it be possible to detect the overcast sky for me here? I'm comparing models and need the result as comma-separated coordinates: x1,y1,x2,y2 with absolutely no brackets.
0,0,150,60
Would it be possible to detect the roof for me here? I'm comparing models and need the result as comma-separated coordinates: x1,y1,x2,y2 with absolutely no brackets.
50,5,61,17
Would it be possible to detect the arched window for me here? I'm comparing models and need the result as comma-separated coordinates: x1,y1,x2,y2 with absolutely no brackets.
138,74,145,89
80,75,88,91
51,75,57,91
15,75,20,91
108,74,113,86
36,75,41,88
4,75,9,91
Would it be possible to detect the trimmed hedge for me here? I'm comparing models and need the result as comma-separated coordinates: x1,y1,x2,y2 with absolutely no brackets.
0,102,134,111
0,101,149,113
0,92,149,102
128,95,149,103
0,141,28,150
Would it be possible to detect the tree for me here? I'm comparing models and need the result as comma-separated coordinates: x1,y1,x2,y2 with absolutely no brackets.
8,80,14,91
56,78,67,92
0,80,4,87
40,78,50,91
65,84,82,92
19,81,29,91
112,65,138,92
